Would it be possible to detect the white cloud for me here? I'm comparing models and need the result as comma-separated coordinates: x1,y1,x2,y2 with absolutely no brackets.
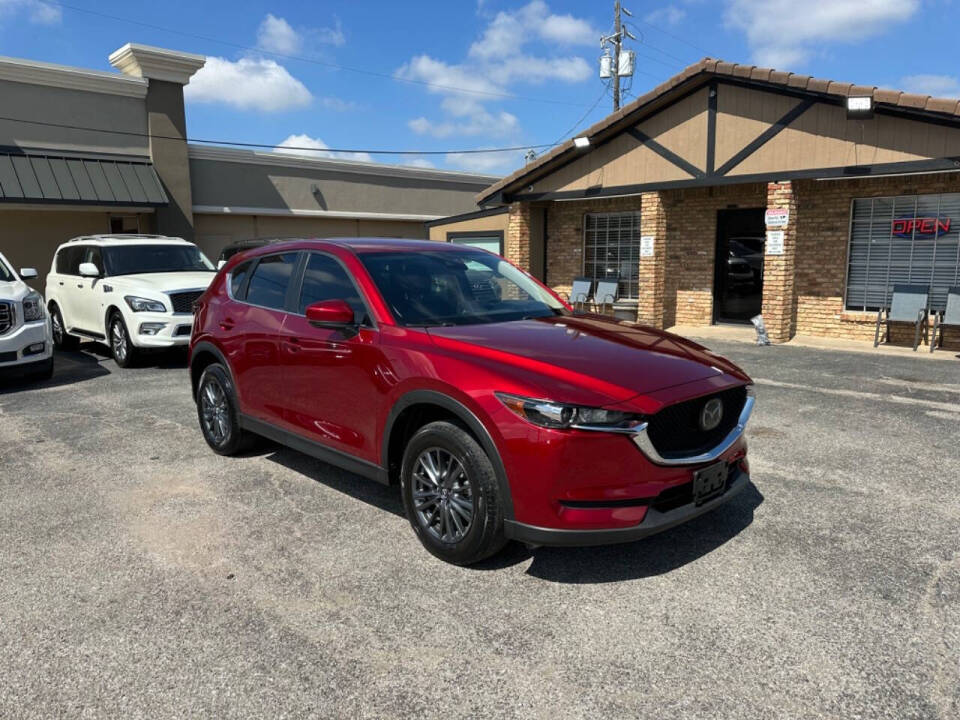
186,57,312,112
257,14,301,55
275,134,373,163
404,158,436,169
409,108,520,139
469,1,598,59
645,5,686,27
0,0,61,24
725,0,921,68
445,150,520,174
901,74,960,98
255,13,345,55
396,55,503,98
319,96,360,112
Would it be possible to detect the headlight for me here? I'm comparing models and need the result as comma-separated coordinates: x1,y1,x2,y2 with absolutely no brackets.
496,392,640,430
22,292,44,322
124,296,167,313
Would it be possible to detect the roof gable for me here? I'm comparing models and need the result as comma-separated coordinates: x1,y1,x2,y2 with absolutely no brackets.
479,59,960,204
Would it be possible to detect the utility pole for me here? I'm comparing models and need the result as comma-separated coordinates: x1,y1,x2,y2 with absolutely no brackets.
600,3,635,112
613,1,622,112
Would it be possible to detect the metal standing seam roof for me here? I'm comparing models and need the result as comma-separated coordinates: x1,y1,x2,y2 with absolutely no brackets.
0,149,168,206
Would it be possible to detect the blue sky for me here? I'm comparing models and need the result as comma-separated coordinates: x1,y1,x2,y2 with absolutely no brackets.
0,0,958,175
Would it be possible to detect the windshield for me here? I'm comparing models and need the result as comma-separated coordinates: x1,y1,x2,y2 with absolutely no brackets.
102,244,215,276
359,249,567,327
0,256,14,282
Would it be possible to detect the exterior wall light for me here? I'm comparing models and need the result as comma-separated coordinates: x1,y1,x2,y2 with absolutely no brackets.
847,96,874,118
573,137,591,149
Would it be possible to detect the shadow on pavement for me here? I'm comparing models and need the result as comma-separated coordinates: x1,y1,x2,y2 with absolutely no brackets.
0,348,108,394
80,341,189,369
263,438,764,583
506,483,765,583
263,444,405,518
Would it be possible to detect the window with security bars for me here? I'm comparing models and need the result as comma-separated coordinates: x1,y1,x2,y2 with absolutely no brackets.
583,212,641,300
845,193,960,311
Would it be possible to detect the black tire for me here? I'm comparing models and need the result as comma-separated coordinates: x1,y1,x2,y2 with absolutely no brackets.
50,305,78,350
400,421,507,565
196,363,255,456
28,357,54,381
109,312,138,368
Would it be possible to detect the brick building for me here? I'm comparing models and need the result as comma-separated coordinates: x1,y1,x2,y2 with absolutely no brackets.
430,59,960,349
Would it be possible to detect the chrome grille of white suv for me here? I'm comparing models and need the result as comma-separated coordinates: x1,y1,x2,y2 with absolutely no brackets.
0,301,13,335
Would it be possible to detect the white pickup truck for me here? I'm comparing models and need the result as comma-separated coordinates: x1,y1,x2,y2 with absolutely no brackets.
0,251,54,380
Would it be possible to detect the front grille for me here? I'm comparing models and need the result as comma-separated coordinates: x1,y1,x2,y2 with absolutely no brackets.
169,291,203,315
0,301,13,335
645,386,747,458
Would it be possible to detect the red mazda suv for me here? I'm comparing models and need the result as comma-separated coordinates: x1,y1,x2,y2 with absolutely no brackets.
189,239,754,565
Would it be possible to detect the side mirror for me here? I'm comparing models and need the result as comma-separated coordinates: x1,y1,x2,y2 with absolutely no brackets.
305,299,356,329
78,262,100,278
19,268,37,280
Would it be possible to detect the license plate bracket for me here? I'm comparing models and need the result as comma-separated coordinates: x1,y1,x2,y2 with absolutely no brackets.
693,461,729,506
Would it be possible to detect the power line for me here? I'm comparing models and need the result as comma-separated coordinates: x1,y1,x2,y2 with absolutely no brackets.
46,1,591,108
0,114,554,155
551,81,612,147
632,17,713,57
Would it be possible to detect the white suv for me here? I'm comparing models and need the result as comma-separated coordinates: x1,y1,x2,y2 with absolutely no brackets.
0,251,53,380
45,235,217,367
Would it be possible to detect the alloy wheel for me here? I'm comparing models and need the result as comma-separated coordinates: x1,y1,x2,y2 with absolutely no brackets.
111,319,127,363
199,378,230,445
412,447,474,543
51,311,63,345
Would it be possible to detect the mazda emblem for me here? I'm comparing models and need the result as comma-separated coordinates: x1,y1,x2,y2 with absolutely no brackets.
700,398,723,431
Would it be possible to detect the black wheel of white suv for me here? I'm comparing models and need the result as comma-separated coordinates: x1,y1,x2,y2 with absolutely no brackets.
400,421,507,565
109,312,138,368
196,363,255,456
50,304,78,350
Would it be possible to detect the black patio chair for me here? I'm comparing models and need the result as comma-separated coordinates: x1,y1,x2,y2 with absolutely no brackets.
874,284,930,351
930,286,960,353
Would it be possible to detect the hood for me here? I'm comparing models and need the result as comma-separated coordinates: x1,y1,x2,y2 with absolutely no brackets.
427,315,750,405
109,272,216,293
0,279,30,302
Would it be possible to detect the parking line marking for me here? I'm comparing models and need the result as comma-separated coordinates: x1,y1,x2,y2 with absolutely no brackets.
754,378,960,414
876,376,960,395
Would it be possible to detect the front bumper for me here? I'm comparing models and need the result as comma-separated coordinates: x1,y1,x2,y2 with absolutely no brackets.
0,319,53,368
505,469,750,546
126,312,194,349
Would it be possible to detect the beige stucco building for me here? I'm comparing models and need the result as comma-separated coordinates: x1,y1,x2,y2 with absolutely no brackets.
0,44,496,288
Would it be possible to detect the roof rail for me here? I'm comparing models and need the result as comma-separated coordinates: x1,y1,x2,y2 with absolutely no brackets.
67,234,174,243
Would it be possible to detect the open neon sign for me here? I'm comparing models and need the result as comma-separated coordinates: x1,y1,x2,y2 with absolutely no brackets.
891,217,952,238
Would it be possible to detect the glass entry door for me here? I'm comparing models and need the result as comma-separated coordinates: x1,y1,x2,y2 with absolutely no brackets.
714,209,766,323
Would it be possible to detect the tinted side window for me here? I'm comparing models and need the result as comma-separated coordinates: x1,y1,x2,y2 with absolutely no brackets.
55,248,71,274
82,246,103,274
298,253,369,323
230,260,252,300
57,246,83,276
245,253,298,310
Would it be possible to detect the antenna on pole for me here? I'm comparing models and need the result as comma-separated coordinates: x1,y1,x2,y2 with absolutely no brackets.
599,2,636,112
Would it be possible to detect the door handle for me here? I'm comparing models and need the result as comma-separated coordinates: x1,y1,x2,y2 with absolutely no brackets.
58,281,64,286
284,337,302,352
76,284,83,289
219,318,235,331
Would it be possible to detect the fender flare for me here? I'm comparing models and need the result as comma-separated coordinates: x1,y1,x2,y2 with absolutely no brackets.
189,340,234,401
382,389,514,520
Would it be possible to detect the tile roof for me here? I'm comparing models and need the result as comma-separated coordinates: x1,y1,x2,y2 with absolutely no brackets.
478,58,960,204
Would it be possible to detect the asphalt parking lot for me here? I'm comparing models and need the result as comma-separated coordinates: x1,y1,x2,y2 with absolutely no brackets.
1,340,958,719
